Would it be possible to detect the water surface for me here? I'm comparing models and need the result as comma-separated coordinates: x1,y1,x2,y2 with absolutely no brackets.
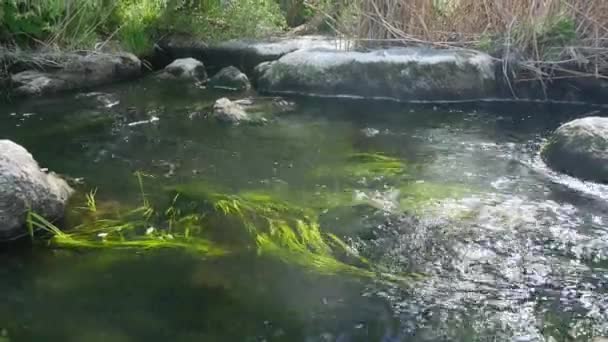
1,79,607,341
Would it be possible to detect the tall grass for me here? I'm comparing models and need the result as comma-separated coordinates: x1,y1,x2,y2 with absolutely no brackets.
331,0,608,81
0,0,287,54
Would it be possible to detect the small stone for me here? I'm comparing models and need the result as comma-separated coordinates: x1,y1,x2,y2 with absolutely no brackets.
158,58,207,81
208,66,251,91
212,97,249,124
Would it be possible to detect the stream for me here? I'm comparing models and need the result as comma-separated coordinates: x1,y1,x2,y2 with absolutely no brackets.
0,78,607,341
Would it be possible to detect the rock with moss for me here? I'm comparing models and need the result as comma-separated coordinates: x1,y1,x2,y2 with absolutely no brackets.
542,116,608,183
10,52,141,97
0,140,73,241
208,66,251,91
157,58,207,82
254,48,496,101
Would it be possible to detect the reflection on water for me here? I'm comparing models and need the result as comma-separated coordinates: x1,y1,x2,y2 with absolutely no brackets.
0,79,607,341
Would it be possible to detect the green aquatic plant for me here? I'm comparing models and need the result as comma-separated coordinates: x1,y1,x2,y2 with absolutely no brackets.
30,173,420,282
30,202,226,256
83,188,98,213
168,184,411,278
312,152,410,183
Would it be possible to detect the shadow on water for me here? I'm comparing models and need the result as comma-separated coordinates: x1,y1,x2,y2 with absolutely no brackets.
0,246,399,342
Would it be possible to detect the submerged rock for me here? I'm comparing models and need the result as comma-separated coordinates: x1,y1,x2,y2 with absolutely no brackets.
212,97,250,123
157,58,207,81
11,52,141,97
210,96,291,124
233,96,296,114
542,116,608,183
208,66,251,91
0,140,73,241
254,48,496,101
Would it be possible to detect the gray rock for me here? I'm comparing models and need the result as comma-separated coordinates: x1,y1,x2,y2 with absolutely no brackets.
158,58,207,81
210,97,293,124
0,140,73,241
542,116,608,183
208,66,251,91
11,52,141,97
254,48,496,101
212,97,250,124
233,96,295,114
157,35,344,73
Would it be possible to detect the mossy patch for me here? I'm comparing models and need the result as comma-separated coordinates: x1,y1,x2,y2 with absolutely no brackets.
312,152,411,182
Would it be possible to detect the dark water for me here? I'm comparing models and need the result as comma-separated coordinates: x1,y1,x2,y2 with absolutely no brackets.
0,78,607,341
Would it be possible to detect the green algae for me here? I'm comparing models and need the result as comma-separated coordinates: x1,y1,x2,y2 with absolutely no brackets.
168,183,419,282
31,175,418,283
312,152,410,181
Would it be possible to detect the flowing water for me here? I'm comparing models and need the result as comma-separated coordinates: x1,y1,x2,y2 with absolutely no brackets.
0,78,607,341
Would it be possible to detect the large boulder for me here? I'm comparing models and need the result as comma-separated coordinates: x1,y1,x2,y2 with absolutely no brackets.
11,52,141,97
208,66,251,91
542,117,608,183
155,35,344,74
157,58,207,82
0,140,73,241
254,48,496,101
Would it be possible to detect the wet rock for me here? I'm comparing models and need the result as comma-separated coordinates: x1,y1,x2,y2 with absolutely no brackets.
233,96,295,114
254,48,496,101
0,140,73,241
156,34,343,73
542,117,608,183
157,58,207,82
212,97,250,123
208,66,251,91
210,96,292,124
11,52,141,97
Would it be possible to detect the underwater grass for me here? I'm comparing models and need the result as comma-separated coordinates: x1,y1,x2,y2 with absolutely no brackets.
27,174,419,283
169,183,420,283
28,168,426,283
312,152,410,181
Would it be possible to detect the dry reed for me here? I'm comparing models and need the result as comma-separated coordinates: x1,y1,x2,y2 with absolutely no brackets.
327,0,608,83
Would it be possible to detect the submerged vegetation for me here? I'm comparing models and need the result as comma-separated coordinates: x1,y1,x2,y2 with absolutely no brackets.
22,148,470,284
24,148,468,282
26,171,422,282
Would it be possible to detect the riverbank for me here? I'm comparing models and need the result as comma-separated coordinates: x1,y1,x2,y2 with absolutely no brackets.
3,34,608,105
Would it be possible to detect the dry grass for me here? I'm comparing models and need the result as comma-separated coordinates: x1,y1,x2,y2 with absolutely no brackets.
327,0,608,83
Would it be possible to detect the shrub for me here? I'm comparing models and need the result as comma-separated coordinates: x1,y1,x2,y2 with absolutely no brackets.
0,0,287,53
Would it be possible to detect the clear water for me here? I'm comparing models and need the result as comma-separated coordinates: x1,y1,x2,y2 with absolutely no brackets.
0,78,607,341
